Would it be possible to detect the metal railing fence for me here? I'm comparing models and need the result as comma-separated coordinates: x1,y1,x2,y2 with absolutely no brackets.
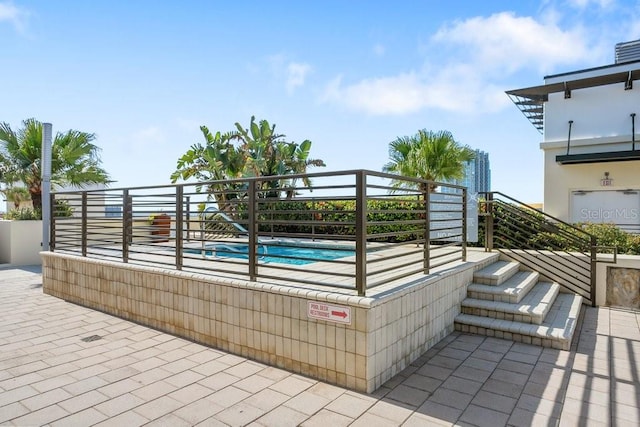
51,170,468,296
480,192,616,306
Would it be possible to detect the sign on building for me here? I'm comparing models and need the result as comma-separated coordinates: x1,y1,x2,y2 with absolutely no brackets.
571,190,640,233
429,192,479,242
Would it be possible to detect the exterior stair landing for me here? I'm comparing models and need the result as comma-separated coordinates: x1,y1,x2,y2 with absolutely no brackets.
455,259,583,350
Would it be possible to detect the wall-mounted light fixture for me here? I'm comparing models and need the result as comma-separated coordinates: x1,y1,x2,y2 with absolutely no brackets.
601,171,613,186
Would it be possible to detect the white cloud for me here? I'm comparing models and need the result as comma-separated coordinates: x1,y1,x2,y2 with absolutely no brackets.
321,68,510,116
321,11,595,116
0,2,28,33
265,55,312,94
286,62,311,94
373,43,385,56
566,0,614,9
432,12,590,74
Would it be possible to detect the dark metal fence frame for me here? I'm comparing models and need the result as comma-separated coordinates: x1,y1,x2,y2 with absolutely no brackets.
50,169,469,296
481,191,617,306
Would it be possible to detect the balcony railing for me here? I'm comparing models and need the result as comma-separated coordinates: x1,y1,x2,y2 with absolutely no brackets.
50,169,468,296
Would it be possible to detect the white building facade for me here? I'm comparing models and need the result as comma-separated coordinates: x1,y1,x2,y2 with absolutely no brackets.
508,40,640,232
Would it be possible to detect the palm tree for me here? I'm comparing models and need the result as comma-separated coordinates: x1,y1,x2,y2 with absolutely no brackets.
383,129,475,193
1,186,30,209
172,117,326,203
231,116,325,197
170,126,245,212
0,118,110,212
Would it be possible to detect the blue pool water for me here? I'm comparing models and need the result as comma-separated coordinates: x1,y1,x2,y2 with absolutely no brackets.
187,243,355,265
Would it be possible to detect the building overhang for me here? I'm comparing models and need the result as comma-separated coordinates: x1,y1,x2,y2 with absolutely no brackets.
506,68,640,133
556,149,640,164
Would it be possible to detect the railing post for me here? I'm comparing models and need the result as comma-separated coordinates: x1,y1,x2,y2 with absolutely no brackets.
185,195,191,242
355,171,367,296
49,193,56,251
81,192,88,257
176,186,184,270
485,192,494,252
423,187,430,273
248,180,257,281
122,190,131,263
590,236,597,307
462,188,467,262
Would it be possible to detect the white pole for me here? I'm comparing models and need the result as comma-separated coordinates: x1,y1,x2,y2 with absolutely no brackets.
42,122,52,251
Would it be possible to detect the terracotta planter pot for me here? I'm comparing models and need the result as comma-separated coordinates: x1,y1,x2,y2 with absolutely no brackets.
151,214,171,242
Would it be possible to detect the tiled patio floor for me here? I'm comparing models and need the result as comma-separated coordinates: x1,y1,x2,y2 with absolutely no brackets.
0,266,638,426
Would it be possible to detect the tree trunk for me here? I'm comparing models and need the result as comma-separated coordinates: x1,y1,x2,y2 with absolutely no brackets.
31,192,42,213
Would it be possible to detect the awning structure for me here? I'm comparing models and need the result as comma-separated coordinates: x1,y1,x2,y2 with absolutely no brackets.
556,149,640,164
506,69,640,133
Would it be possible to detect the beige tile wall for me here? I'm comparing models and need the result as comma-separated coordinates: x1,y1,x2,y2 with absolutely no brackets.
42,252,484,392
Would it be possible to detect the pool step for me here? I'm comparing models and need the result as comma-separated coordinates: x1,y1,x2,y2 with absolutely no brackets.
461,281,559,324
472,260,520,286
455,260,583,350
467,270,540,303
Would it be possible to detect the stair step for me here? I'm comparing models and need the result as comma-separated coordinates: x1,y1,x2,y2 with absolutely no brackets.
473,261,520,286
461,282,560,324
468,270,540,303
455,293,583,350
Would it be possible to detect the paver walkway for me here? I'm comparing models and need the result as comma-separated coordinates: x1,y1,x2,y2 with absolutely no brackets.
0,266,639,426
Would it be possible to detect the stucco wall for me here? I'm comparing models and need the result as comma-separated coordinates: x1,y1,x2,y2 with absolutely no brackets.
0,220,42,265
544,85,639,143
542,146,640,221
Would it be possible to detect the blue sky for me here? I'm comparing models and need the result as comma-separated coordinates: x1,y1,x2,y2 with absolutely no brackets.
2,0,639,203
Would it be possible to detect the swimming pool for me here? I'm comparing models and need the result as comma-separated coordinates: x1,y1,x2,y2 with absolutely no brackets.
187,242,355,265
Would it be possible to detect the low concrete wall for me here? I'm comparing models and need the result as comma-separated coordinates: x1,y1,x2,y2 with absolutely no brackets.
0,220,42,265
41,252,493,392
499,250,640,307
596,254,640,308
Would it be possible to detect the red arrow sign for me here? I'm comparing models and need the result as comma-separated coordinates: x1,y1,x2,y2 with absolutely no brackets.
307,302,351,324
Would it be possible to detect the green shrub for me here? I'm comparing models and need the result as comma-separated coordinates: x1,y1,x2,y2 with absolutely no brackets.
578,223,640,255
5,208,41,220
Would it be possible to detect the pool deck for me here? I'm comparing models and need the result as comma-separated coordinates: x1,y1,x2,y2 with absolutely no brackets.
1,265,639,426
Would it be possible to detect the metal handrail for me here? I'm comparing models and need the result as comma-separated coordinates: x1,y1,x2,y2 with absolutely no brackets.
480,192,617,307
50,169,468,296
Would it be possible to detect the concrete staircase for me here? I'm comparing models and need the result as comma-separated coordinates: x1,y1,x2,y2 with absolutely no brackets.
454,259,583,350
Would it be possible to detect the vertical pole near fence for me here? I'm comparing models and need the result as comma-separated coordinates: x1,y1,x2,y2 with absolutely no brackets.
123,190,130,263
49,193,56,251
81,192,88,257
176,186,184,270
424,187,430,274
485,192,494,252
590,236,597,307
248,180,257,281
185,196,191,242
355,171,367,296
41,123,53,251
462,188,467,261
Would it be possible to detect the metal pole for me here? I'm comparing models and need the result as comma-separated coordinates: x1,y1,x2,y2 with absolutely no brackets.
41,123,53,251
81,192,87,256
355,171,367,296
590,236,597,307
248,180,257,281
632,113,636,151
423,187,430,273
485,193,494,252
462,188,467,262
49,193,56,251
123,190,130,263
175,186,184,270
566,120,573,155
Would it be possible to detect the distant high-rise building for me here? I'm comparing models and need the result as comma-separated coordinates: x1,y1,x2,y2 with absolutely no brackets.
472,150,491,194
444,149,491,194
